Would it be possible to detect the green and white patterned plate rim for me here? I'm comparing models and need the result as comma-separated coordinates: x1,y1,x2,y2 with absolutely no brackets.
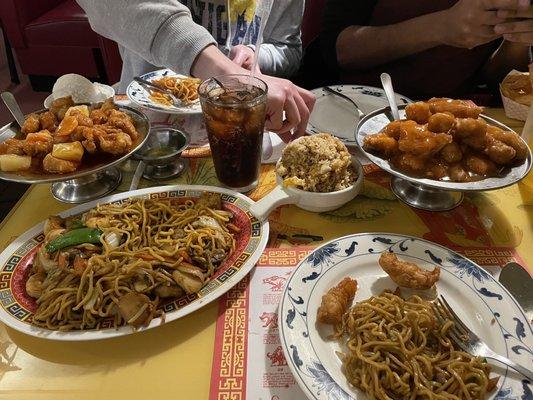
0,185,269,341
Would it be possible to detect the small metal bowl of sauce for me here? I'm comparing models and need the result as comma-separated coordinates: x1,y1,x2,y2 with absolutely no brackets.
133,127,190,180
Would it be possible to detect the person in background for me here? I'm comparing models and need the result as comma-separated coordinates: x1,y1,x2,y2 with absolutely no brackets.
316,0,532,100
183,0,304,78
76,0,313,141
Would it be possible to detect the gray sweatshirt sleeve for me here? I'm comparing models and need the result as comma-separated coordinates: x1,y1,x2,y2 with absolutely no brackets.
252,0,304,77
76,0,216,75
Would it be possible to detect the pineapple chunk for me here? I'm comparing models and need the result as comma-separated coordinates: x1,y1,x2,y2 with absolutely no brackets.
65,105,89,118
56,116,78,136
52,142,84,162
0,154,32,172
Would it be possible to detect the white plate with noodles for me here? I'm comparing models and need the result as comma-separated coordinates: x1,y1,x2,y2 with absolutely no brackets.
126,68,202,115
279,233,532,400
0,185,268,340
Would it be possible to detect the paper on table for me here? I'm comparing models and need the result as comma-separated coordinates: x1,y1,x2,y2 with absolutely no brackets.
209,248,311,400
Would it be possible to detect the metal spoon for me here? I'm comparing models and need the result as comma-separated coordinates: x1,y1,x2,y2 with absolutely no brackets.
380,73,401,121
1,92,26,128
133,77,183,106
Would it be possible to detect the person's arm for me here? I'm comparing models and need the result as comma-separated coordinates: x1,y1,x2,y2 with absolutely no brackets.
76,0,216,75
336,12,446,70
332,0,511,71
250,0,304,77
482,41,529,86
320,0,377,75
78,0,315,139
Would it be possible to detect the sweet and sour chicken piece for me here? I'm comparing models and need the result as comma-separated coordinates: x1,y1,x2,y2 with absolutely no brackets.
391,153,428,174
486,125,528,161
397,123,452,155
484,138,516,165
107,109,138,140
363,133,399,157
317,277,358,325
440,142,463,163
427,98,483,119
97,127,133,155
465,154,498,176
405,102,432,124
21,113,41,135
452,118,487,140
39,111,58,131
427,112,455,133
379,252,440,290
22,130,54,156
0,138,25,155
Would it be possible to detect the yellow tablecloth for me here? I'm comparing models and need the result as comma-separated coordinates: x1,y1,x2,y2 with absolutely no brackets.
0,108,531,400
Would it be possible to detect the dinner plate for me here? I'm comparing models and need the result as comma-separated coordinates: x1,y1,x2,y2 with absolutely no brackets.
0,185,269,340
279,233,532,400
308,85,412,144
126,69,203,115
0,105,150,184
356,105,533,192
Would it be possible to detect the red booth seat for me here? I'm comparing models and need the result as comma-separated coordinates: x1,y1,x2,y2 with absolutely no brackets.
0,0,122,86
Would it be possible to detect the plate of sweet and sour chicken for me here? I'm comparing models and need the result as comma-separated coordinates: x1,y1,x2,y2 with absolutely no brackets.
357,98,532,190
0,96,149,183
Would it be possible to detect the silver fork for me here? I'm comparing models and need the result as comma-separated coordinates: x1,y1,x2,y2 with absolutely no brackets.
432,296,533,381
133,76,183,107
323,86,364,118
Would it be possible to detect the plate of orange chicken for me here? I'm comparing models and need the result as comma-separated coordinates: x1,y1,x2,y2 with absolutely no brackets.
357,98,531,191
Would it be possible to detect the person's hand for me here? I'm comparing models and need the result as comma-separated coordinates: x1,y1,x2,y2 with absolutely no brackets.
441,0,512,49
495,5,533,44
259,74,316,142
230,45,261,74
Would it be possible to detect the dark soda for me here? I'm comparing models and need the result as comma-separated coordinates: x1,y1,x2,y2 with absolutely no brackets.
199,77,267,192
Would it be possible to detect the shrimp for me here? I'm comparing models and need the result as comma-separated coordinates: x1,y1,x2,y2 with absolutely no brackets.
26,272,45,298
379,252,440,289
317,277,357,325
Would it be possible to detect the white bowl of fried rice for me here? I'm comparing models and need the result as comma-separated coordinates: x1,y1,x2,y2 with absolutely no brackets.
250,134,364,221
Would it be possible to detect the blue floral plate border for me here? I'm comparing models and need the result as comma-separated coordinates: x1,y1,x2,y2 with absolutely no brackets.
278,233,532,400
126,68,202,115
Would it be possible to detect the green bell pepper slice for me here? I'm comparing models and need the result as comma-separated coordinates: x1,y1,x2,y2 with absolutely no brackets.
45,228,102,253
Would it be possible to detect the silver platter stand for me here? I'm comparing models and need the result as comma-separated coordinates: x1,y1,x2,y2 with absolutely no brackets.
356,105,532,212
0,105,151,203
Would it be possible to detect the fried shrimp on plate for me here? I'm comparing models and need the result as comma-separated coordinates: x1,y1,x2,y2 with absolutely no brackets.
317,277,357,325
379,252,440,289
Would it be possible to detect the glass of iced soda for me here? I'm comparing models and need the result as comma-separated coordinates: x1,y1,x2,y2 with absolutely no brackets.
199,75,267,192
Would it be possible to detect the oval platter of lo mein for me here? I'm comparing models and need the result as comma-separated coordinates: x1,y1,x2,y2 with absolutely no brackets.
279,233,532,400
0,185,269,340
